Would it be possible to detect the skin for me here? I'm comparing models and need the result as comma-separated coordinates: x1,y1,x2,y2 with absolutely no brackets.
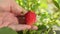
0,0,38,31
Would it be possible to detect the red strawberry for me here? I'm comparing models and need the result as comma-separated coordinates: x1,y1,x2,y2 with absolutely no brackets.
25,10,36,25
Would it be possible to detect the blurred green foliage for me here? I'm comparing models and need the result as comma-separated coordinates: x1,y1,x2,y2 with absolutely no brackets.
0,0,59,34
16,0,60,34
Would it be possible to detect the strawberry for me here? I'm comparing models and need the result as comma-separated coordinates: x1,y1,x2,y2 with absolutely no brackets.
25,10,36,25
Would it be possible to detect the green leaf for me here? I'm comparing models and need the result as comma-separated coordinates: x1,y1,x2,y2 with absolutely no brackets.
58,0,60,4
53,0,60,8
40,0,48,9
38,25,47,31
35,30,42,34
18,31,23,34
26,30,31,34
0,27,18,34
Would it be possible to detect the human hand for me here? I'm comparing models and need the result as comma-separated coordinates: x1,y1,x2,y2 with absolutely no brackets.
0,0,38,31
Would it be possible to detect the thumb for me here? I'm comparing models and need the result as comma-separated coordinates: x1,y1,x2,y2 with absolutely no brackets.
8,24,31,31
11,0,27,16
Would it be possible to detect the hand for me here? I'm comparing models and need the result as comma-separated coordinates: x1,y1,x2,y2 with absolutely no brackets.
0,0,27,15
0,0,38,31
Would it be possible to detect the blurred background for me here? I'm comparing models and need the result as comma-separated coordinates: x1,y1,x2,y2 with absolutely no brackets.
16,0,60,34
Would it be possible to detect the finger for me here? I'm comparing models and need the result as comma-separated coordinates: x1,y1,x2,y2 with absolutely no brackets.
10,0,27,16
0,18,3,26
0,13,19,28
8,24,31,31
31,26,38,30
0,22,10,28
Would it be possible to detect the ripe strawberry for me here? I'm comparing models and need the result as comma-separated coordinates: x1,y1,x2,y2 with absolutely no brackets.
25,10,36,25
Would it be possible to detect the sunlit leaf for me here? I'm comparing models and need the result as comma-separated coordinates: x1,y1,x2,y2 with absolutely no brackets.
40,0,48,9
53,0,60,8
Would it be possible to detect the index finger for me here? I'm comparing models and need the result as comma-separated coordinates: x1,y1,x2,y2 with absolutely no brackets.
10,0,27,16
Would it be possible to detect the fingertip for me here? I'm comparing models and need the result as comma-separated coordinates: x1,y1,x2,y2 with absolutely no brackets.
31,26,38,30
18,24,31,30
20,10,28,16
25,25,31,29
